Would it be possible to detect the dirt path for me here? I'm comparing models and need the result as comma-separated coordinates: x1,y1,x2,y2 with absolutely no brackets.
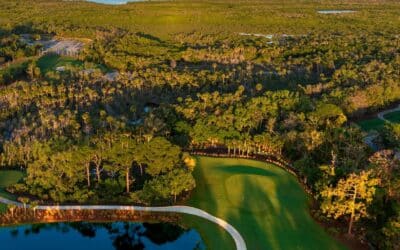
0,196,246,250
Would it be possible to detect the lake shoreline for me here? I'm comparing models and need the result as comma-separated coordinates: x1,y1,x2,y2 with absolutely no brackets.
0,207,181,227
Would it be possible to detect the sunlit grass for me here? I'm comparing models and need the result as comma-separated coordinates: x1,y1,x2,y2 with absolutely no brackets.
184,156,347,250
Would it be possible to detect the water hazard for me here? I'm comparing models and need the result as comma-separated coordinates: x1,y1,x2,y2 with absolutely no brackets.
0,221,205,250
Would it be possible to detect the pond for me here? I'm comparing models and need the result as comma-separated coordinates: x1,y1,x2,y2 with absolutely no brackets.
317,10,356,14
0,221,205,250
87,0,148,4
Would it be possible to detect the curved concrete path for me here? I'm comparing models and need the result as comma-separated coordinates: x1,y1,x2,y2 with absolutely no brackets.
364,132,379,151
0,197,246,250
377,104,400,122
362,105,400,151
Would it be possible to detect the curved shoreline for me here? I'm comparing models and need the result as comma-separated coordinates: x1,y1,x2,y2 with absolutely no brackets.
0,196,246,250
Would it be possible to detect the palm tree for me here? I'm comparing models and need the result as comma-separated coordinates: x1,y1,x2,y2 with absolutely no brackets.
7,204,17,218
18,197,30,215
30,201,39,217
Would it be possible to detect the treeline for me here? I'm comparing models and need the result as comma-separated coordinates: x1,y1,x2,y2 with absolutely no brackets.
82,30,400,118
0,33,41,64
4,135,195,205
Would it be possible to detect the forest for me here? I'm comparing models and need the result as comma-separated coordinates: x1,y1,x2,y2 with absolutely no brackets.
0,0,400,249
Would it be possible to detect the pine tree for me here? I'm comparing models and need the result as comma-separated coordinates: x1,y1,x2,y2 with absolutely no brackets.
320,170,379,235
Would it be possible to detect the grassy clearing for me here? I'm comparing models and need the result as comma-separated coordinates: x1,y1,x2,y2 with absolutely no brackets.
0,170,25,201
357,118,386,132
184,156,346,250
384,110,400,123
37,54,83,73
36,54,108,74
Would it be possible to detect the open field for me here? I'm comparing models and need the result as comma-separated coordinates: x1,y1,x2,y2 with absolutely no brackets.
36,54,108,74
37,54,83,73
0,0,399,39
183,156,346,250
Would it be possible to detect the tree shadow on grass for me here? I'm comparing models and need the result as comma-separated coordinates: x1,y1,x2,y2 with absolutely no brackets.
185,157,345,250
225,171,346,250
182,157,236,249
225,175,283,250
214,164,279,178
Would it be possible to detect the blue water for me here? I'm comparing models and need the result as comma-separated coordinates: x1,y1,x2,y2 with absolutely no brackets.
87,0,147,4
0,222,205,250
317,10,356,14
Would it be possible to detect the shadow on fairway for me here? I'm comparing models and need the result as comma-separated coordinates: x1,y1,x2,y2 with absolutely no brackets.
214,164,278,178
186,157,347,250
182,157,236,249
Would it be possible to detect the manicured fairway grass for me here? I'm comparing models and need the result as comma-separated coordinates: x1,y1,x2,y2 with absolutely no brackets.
384,110,400,123
357,118,386,132
184,157,346,250
0,170,25,200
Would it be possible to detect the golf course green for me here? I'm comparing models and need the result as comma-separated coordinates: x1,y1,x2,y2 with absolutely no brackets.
183,156,346,250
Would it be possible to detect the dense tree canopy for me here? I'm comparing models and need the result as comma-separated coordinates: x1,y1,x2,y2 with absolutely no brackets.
0,0,399,247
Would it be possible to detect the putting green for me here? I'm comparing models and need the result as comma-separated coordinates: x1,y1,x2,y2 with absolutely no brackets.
184,156,346,250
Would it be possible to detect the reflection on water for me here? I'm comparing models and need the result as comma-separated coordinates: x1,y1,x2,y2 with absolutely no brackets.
0,222,205,250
